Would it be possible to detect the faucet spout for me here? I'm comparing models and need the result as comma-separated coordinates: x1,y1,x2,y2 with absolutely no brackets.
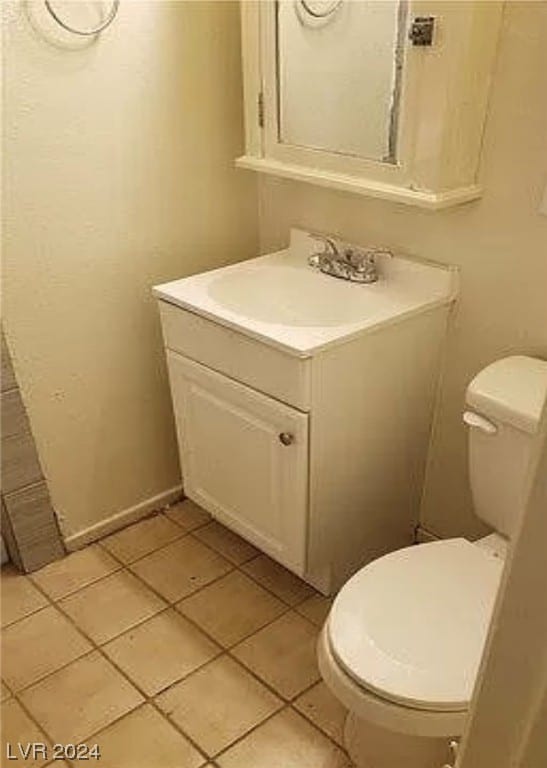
308,233,391,284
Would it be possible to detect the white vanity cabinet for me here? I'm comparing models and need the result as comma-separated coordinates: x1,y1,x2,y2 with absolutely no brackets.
155,230,458,594
166,352,309,574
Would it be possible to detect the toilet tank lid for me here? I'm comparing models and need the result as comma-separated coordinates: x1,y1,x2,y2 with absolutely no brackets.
466,356,547,434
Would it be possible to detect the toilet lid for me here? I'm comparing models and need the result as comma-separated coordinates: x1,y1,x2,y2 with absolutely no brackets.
328,539,503,712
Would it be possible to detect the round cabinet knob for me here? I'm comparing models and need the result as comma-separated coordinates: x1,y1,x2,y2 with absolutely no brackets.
279,432,294,446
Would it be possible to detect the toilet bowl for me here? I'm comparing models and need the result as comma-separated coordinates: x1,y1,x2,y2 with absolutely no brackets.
318,356,547,768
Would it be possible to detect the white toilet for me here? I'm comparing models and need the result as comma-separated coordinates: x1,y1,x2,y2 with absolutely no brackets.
318,355,547,768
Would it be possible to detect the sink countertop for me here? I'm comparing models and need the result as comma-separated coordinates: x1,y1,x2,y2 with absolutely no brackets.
153,229,458,358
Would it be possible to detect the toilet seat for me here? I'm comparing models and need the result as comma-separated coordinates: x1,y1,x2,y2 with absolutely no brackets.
318,625,466,738
328,538,503,713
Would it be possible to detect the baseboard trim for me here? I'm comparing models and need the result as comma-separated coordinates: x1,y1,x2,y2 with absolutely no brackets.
415,524,441,544
64,485,184,552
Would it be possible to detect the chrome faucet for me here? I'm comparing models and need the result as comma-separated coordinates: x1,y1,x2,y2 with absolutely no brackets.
308,233,391,284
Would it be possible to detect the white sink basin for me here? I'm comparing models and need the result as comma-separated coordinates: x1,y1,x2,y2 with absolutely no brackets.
207,264,387,327
153,229,457,356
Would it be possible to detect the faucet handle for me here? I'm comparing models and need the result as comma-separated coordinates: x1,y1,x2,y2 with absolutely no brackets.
343,247,376,269
368,246,394,259
310,233,340,256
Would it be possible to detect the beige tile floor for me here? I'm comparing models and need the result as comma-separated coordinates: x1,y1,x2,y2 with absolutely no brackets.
1,499,350,768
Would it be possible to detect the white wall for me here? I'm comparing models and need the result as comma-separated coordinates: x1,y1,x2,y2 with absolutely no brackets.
258,1,547,539
2,0,258,541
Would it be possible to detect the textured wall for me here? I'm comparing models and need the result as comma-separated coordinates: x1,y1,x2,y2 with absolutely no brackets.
2,1,258,541
258,1,547,539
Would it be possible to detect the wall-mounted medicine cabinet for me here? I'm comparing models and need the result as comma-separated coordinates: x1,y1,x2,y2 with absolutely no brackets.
236,1,503,209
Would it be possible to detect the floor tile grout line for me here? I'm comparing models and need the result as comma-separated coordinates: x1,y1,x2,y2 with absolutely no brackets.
207,702,291,762
54,580,173,645
110,549,241,610
285,703,351,759
96,513,191,564
91,515,319,631
5,567,105,750
43,619,291,768
11,507,314,617
12,561,330,758
64,696,211,768
9,560,301,761
191,522,261,567
3,546,312,640
99,525,244,595
120,558,309,706
25,527,239,618
3,572,320,741
3,585,173,685
3,553,320,702
6,670,67,764
54,701,209,768
0,580,53,629
104,502,215,551
234,562,315,609
98,530,189,565
5,568,257,698
3,565,345,762
288,675,326,703
291,703,353,763
112,555,324,703
1,605,48,631
174,579,293,651
162,505,212,532
6,627,346,764
10,575,219,694
207,698,349,763
23,502,210,601
154,603,326,722
26,557,125,603
288,673,350,747
98,507,317,610
35,583,289,765
12,573,214,767
180,605,293,653
2,514,345,760
291,697,346,750
7,648,99,699
147,697,218,765
127,525,262,574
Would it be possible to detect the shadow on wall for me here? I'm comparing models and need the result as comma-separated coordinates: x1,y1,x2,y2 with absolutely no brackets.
23,0,101,51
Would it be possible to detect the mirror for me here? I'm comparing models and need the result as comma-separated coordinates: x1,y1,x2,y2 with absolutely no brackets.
238,0,503,208
276,0,407,163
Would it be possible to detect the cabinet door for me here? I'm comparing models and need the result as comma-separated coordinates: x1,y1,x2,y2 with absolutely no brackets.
167,352,309,574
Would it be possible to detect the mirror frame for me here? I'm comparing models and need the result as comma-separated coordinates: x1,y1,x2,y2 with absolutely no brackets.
236,1,504,210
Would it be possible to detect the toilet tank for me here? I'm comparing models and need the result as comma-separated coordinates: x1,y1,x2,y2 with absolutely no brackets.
464,356,547,538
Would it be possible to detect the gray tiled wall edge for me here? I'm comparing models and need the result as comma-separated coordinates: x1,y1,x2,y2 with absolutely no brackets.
1,330,65,572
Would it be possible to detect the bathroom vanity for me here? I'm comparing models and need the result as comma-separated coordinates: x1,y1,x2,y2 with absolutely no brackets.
154,230,457,594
